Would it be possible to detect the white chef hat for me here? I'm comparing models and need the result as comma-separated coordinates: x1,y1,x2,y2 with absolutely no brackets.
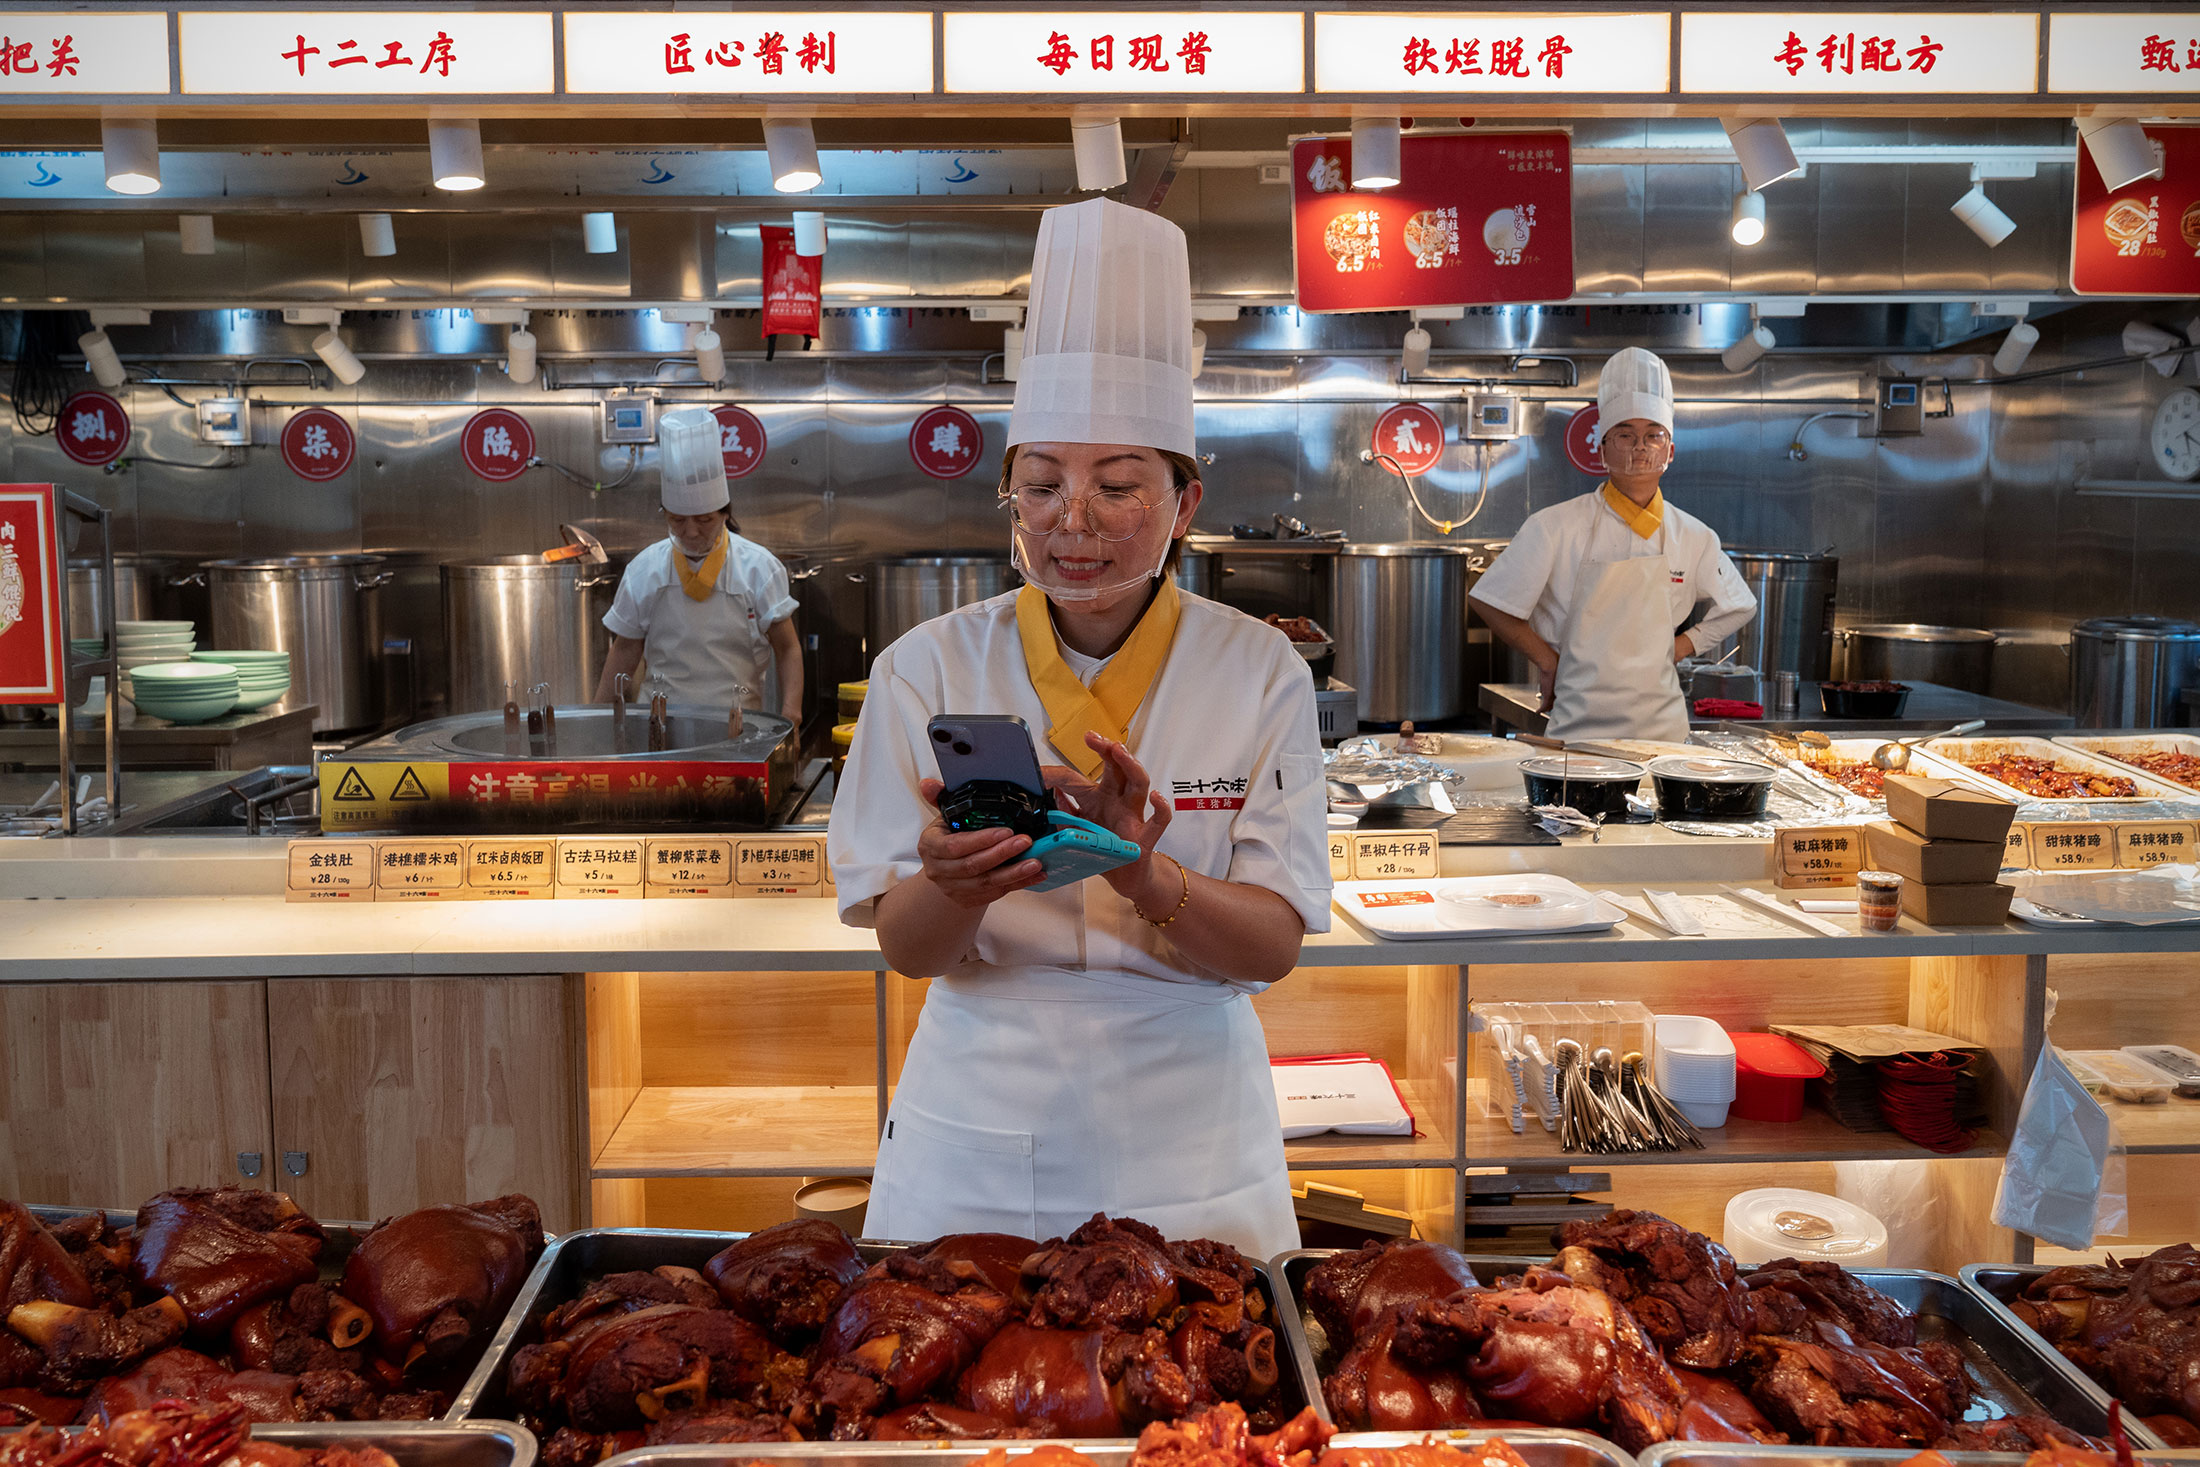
1598,347,1675,434
1007,197,1195,456
659,406,730,514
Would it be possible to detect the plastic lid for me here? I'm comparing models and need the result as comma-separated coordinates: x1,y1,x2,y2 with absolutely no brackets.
838,680,869,698
1648,756,1775,785
1728,1030,1826,1079
1520,755,1645,780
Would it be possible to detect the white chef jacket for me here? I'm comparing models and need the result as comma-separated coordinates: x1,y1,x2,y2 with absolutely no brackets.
601,533,798,712
1472,489,1758,657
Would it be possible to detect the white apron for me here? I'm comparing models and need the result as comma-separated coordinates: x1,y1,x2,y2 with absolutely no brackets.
1546,551,1691,745
640,579,773,715
865,963,1298,1258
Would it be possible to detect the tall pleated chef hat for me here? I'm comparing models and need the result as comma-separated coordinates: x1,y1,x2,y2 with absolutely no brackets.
1598,346,1676,434
658,406,730,514
1007,198,1196,456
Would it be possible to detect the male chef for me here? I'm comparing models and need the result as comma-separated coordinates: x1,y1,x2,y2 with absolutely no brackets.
1469,347,1757,744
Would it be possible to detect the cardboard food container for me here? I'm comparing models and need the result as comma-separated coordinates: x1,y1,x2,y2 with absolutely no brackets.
1883,773,2018,843
1865,820,2009,885
1898,878,2016,927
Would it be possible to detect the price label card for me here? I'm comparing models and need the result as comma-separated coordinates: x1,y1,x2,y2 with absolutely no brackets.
1777,826,1864,876
466,839,556,897
647,838,736,898
1349,832,1440,880
556,838,645,898
375,840,466,899
2116,822,2199,869
735,836,826,895
2004,824,2034,870
2026,823,2116,871
1328,831,1354,880
286,840,376,902
1774,867,1856,891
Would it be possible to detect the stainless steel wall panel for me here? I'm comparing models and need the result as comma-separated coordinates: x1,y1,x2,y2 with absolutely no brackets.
0,218,44,300
1986,165,2070,295
1570,164,1644,297
1184,400,1302,537
549,216,632,300
1193,358,1296,404
819,399,951,562
793,217,908,302
1813,164,1907,296
729,402,836,554
1903,163,2000,295
243,403,362,558
1640,164,1731,296
827,355,945,403
1869,381,1991,628
232,214,347,303
1179,168,1293,299
144,218,251,303
352,214,454,301
909,216,1030,300
449,218,558,302
1735,164,1817,297
43,216,146,301
1296,352,1407,401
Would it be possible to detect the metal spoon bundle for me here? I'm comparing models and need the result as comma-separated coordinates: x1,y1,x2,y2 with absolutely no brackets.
1623,1050,1706,1150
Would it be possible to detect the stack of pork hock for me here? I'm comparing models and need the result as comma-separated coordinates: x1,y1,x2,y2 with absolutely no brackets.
1870,774,2019,926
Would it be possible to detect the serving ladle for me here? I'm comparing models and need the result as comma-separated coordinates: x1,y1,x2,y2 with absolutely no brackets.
1872,718,1984,772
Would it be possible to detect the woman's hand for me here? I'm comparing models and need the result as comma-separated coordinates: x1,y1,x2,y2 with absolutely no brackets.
914,777,1045,909
1046,733,1176,902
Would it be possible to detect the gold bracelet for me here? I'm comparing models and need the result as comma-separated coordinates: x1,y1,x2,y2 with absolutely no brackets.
1133,854,1191,927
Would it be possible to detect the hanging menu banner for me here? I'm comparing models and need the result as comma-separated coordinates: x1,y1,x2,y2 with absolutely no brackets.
1677,11,2040,94
2048,13,2200,94
2071,124,2200,296
1291,131,1575,313
0,13,170,95
564,11,933,94
1313,12,1671,95
178,10,555,95
0,485,63,705
941,10,1304,94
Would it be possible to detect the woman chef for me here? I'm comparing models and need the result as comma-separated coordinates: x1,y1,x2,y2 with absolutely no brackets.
1469,348,1757,744
595,406,803,735
826,199,1330,1258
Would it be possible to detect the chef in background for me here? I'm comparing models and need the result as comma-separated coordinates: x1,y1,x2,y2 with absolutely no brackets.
595,406,803,734
1469,347,1756,744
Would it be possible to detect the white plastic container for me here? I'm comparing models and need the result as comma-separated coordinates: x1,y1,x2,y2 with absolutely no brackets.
2123,1043,2200,1086
1654,1014,1737,1130
1723,1186,1889,1267
2063,1048,2179,1104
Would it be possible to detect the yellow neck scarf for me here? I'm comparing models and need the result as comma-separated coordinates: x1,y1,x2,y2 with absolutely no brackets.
1601,482,1665,540
1015,579,1182,780
673,531,728,602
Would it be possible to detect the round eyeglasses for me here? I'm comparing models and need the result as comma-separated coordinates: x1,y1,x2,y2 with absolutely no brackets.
1001,486,1160,542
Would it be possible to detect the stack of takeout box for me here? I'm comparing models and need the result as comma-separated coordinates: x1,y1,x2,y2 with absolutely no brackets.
1866,774,2019,925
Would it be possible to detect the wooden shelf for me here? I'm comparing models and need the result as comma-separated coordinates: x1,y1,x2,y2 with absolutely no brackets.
2097,1097,2200,1154
594,1085,878,1178
1283,1079,1455,1168
1463,1108,2005,1167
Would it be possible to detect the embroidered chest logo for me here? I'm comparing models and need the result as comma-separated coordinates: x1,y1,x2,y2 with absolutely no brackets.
1171,774,1249,811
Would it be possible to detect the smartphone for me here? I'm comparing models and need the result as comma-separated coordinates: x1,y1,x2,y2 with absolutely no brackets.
929,714,1054,840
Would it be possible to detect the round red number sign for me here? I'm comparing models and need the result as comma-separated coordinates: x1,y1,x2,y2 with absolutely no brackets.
56,391,129,466
1563,405,1607,477
713,405,767,479
462,408,535,482
280,408,355,482
910,405,983,480
1371,403,1446,477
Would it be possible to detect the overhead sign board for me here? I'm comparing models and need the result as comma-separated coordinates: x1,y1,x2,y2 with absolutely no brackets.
1678,11,2040,94
178,10,554,95
2048,13,2200,94
0,12,170,95
942,10,1304,94
564,11,933,94
1313,12,1671,95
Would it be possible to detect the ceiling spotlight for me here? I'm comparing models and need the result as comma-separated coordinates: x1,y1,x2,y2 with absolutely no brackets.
1992,321,2040,375
694,325,726,385
357,213,396,258
428,119,485,191
77,329,126,388
582,212,618,254
101,117,160,195
2077,115,2161,192
1721,117,1802,192
792,211,827,258
178,214,216,255
1070,114,1127,192
2124,321,2184,378
499,313,536,384
1951,173,2016,247
1401,325,1431,376
1003,326,1024,382
310,320,366,386
763,118,821,193
1352,117,1403,190
1721,322,1774,373
1730,190,1766,246
1190,327,1208,380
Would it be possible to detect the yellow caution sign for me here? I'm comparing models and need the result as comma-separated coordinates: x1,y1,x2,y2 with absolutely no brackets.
319,762,452,828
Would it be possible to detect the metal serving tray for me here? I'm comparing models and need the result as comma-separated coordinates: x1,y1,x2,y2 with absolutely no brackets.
1960,1263,2179,1452
1906,736,2195,805
453,1228,1311,1433
1638,1445,2200,1467
30,1420,537,1467
1274,1251,2125,1443
593,1427,1635,1467
2054,734,2200,798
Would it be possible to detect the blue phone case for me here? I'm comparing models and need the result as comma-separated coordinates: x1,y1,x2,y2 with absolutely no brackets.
1025,810,1143,893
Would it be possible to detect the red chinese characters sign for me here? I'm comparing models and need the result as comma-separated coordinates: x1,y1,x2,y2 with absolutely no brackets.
281,408,355,481
1677,12,2037,95
713,406,767,479
56,391,128,466
2072,124,2200,295
564,12,932,94
1312,12,1671,95
760,225,823,339
1371,404,1446,476
177,13,554,96
0,485,63,704
2049,15,2200,94
0,13,168,93
462,409,534,482
1291,132,1574,313
1564,406,1608,477
910,406,983,480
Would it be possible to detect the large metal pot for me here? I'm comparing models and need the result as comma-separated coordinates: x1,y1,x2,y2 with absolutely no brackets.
1334,543,1476,725
1833,622,1995,694
2070,615,2200,729
204,554,389,732
857,554,1017,655
66,555,176,639
442,556,622,714
1171,543,1219,599
1725,549,1838,681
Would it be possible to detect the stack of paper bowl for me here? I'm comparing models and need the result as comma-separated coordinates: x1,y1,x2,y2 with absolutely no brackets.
125,661,239,724
1652,1013,1737,1129
115,621,197,688
194,649,290,710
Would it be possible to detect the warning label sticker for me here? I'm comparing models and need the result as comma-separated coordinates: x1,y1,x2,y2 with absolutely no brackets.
318,763,452,827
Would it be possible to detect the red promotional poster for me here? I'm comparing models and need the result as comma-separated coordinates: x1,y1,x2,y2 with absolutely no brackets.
0,485,63,705
1371,404,1446,476
280,407,356,481
2072,125,2200,296
713,405,767,478
1291,131,1575,313
56,391,129,466
1563,405,1607,476
761,225,823,338
910,405,983,479
461,408,534,481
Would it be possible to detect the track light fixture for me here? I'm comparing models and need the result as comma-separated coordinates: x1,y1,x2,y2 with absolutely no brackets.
582,213,618,254
1401,325,1432,376
428,119,485,191
101,117,160,195
77,329,126,388
2078,115,2161,192
473,308,535,383
1722,117,1802,192
1352,117,1403,189
1730,190,1766,246
793,212,828,258
1721,319,1774,373
357,213,396,258
178,215,216,255
1951,169,2016,247
694,325,726,385
763,118,821,192
1992,322,2040,375
1071,114,1127,192
1003,326,1024,382
312,326,366,386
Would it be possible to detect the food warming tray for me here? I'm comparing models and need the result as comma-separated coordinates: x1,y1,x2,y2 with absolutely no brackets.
243,1423,538,1467
1904,736,2196,805
1959,1263,2179,1452
2053,733,2200,797
1273,1251,2125,1442
453,1228,1310,1433
1638,1446,2200,1467
593,1428,1634,1467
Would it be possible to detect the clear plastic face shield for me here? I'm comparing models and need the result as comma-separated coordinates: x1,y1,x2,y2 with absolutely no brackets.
1000,454,1183,604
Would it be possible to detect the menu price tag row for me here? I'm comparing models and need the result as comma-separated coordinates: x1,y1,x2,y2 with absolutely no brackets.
285,835,836,902
2013,821,2198,872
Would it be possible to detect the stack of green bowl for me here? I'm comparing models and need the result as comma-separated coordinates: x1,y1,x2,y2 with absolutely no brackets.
126,662,240,724
193,649,291,710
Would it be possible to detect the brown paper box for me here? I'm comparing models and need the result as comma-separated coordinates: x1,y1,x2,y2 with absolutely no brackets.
1865,821,2007,885
1882,774,2018,843
1897,880,2015,927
